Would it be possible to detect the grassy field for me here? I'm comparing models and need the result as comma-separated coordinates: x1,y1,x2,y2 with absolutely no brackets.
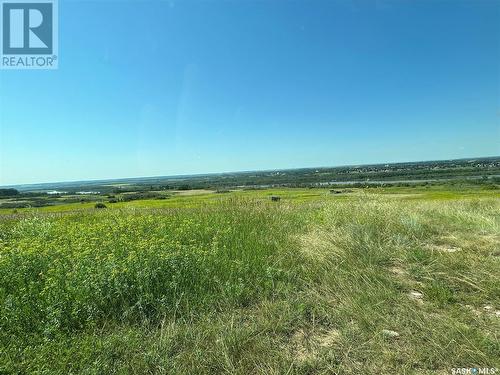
0,187,499,374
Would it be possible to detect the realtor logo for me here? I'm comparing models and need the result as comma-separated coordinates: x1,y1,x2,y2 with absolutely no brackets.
1,0,58,69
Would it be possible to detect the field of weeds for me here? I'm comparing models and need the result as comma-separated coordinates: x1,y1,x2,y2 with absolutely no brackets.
0,189,498,374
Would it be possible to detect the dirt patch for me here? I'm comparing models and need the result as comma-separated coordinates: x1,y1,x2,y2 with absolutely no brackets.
291,328,340,362
436,233,499,253
390,266,407,276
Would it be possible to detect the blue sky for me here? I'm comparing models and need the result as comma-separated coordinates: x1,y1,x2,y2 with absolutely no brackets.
0,0,499,185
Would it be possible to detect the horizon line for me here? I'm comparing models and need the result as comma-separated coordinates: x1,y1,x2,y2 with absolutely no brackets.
1,154,499,189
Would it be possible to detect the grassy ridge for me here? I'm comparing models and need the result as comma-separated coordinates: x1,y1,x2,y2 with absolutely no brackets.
0,190,499,373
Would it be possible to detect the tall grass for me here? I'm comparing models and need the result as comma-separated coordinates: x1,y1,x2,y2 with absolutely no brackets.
0,194,498,373
297,198,499,373
0,200,306,337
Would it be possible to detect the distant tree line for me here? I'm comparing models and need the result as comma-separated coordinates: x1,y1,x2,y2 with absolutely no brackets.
0,188,19,198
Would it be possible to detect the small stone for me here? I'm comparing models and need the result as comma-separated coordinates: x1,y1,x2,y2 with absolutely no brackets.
409,291,423,299
483,305,493,311
382,329,400,338
443,246,460,253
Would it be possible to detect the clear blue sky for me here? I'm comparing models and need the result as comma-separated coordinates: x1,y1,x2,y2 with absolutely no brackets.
1,0,499,185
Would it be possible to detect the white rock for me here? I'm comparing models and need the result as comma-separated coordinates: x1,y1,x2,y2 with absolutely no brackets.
382,329,400,338
409,291,423,299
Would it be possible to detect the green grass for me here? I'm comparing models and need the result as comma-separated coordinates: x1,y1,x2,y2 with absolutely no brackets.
0,188,499,374
1,185,499,215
